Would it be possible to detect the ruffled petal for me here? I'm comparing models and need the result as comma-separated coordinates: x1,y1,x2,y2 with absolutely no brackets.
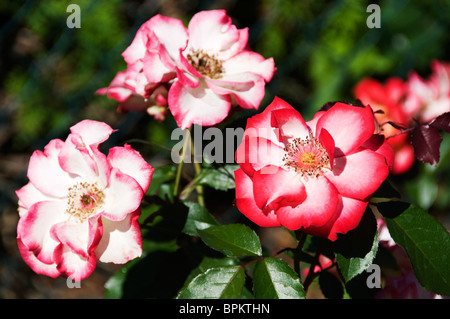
51,216,102,259
16,182,56,214
101,168,144,221
187,10,240,55
324,149,390,200
17,200,67,260
276,176,339,230
27,139,74,198
305,195,368,241
234,168,280,227
252,166,306,212
107,145,154,193
95,211,142,264
222,51,275,82
206,72,265,110
271,107,310,143
54,244,97,281
241,96,293,146
17,238,61,278
235,136,285,177
69,120,115,147
168,79,231,129
315,103,375,156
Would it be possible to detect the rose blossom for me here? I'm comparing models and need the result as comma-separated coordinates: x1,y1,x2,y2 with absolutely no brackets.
354,77,414,174
16,120,154,280
96,62,169,122
99,10,275,129
234,97,393,241
403,60,450,123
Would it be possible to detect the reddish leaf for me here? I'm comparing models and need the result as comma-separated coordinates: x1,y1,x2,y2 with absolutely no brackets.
411,125,443,166
429,112,450,133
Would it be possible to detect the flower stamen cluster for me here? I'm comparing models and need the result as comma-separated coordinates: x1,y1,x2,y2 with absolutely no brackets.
65,182,105,223
282,136,330,178
186,49,224,79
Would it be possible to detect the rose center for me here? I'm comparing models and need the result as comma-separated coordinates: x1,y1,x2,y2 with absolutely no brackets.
186,49,224,79
66,182,104,222
301,152,317,166
283,136,330,177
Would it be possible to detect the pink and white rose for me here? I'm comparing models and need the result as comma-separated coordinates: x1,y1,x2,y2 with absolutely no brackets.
98,10,275,129
16,120,154,280
234,97,393,241
403,60,450,123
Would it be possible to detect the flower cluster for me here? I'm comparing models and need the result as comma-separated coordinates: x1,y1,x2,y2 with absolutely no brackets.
98,10,275,129
234,97,393,241
16,120,154,280
354,60,450,174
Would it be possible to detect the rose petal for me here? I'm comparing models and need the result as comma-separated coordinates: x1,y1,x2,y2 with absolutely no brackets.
168,79,231,129
107,145,154,193
69,120,115,147
101,168,144,221
305,195,368,241
54,244,97,281
276,176,339,230
325,149,390,200
27,139,74,197
252,166,306,212
95,211,142,264
17,200,67,258
187,10,240,55
235,136,285,177
315,103,375,156
223,51,275,82
17,238,61,278
234,168,280,227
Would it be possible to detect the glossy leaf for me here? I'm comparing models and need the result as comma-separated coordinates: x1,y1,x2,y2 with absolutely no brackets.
176,266,245,299
182,202,219,236
385,204,450,295
197,224,262,257
336,230,379,283
429,112,450,133
335,209,379,282
411,124,443,166
198,164,238,191
253,257,305,299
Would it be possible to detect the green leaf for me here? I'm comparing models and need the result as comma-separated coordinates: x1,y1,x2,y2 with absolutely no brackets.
146,165,176,195
335,208,379,282
182,202,219,236
253,257,305,299
385,204,450,295
177,266,245,299
336,230,379,283
197,224,262,257
182,256,241,289
197,164,238,191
